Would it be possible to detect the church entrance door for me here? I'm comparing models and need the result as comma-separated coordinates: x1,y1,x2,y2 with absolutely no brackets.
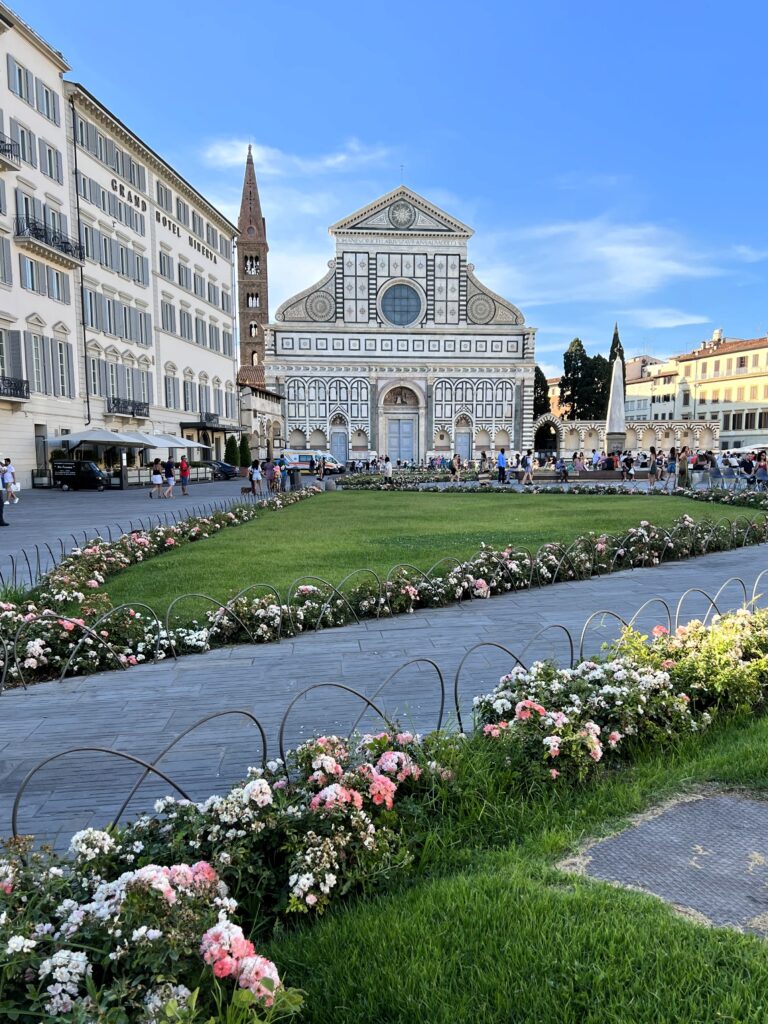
387,417,416,464
455,430,472,462
330,430,348,465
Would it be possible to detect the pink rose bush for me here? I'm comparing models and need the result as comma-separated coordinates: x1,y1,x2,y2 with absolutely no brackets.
475,655,710,781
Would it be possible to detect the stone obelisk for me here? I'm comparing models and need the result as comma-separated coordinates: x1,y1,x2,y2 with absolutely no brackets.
605,357,626,454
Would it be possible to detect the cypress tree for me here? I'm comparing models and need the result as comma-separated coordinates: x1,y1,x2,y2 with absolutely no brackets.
589,353,612,420
239,435,252,467
559,338,591,420
533,365,550,419
224,434,240,466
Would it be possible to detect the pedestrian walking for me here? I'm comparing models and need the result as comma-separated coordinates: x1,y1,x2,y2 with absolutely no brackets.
149,458,164,499
264,458,276,492
163,456,176,498
308,455,316,477
496,447,507,484
248,460,263,496
677,446,691,489
647,446,659,491
178,456,190,496
0,484,7,526
521,449,534,486
2,458,18,504
383,455,393,479
665,447,677,491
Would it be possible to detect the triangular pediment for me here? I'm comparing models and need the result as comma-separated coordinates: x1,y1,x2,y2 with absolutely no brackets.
330,187,473,238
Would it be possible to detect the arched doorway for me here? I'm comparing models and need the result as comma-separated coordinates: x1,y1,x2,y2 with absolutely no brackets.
534,422,558,455
382,385,420,463
455,416,472,461
329,415,349,464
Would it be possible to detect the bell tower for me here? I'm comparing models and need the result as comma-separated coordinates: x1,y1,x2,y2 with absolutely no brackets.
237,145,269,366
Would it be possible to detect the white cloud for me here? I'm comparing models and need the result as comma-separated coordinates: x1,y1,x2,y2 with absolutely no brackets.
471,217,723,311
202,138,390,177
620,308,711,329
731,244,768,263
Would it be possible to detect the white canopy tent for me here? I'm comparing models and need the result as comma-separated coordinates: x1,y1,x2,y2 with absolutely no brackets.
47,428,154,448
147,433,209,450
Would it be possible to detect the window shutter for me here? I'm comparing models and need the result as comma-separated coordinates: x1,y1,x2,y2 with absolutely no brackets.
0,238,10,285
86,122,98,156
139,166,147,192
35,78,44,113
28,129,37,167
53,92,60,126
37,260,47,296
46,266,55,295
23,332,33,386
9,120,19,149
108,192,118,217
146,371,154,406
62,274,70,304
42,337,53,394
24,69,33,103
114,301,124,338
198,383,204,411
32,197,43,224
105,138,116,169
60,212,68,237
142,256,149,284
38,137,46,172
0,179,6,216
110,238,120,271
89,178,100,204
96,293,106,330
55,149,63,184
116,364,127,397
7,330,22,379
98,359,108,397
130,307,139,341
66,343,75,398
49,338,60,395
132,368,141,400
6,55,18,96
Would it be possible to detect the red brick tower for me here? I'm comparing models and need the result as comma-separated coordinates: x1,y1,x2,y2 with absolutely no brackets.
237,145,269,367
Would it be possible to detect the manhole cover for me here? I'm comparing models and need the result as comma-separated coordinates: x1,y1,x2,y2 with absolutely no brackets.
577,794,768,934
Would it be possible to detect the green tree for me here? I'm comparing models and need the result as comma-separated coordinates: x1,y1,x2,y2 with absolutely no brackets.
533,365,550,419
239,435,252,467
225,434,239,466
559,339,591,420
588,353,612,420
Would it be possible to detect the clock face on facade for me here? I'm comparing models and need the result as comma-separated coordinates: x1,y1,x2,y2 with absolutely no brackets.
388,200,416,229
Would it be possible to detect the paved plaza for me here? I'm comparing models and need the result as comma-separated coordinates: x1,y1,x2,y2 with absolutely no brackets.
0,542,765,847
0,480,259,581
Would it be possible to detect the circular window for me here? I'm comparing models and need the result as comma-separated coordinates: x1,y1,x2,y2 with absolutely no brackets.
381,283,422,326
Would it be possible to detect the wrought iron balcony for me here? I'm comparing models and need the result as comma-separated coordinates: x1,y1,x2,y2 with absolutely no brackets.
0,375,29,400
0,132,21,171
107,396,149,418
200,411,220,425
14,216,85,268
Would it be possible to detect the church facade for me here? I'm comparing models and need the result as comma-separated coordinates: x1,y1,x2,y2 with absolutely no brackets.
264,187,536,464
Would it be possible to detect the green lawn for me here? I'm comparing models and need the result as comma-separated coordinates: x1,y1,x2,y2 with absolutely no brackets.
105,492,739,618
270,715,768,1023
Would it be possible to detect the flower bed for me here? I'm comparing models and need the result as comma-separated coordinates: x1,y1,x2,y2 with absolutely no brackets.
3,605,768,1020
3,508,767,689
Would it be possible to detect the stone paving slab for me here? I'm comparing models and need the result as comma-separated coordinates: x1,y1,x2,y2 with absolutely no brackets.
0,544,766,845
579,794,768,934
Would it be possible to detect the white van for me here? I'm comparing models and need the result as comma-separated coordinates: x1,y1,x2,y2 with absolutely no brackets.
282,450,346,475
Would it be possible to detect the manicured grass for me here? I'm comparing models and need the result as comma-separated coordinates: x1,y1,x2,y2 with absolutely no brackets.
104,492,738,618
270,716,768,1023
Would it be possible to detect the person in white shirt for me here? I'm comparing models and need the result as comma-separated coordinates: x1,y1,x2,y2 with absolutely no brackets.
2,458,17,504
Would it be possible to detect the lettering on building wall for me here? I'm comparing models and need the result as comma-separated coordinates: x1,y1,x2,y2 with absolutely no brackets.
188,236,218,265
111,178,147,211
155,209,181,236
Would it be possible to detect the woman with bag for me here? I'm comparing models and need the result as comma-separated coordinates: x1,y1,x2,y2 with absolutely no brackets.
163,457,176,499
149,458,164,499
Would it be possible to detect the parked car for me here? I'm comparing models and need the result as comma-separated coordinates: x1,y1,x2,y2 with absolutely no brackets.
282,450,346,475
202,460,239,480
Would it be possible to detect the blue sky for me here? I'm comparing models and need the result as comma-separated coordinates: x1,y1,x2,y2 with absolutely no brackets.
16,0,768,377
